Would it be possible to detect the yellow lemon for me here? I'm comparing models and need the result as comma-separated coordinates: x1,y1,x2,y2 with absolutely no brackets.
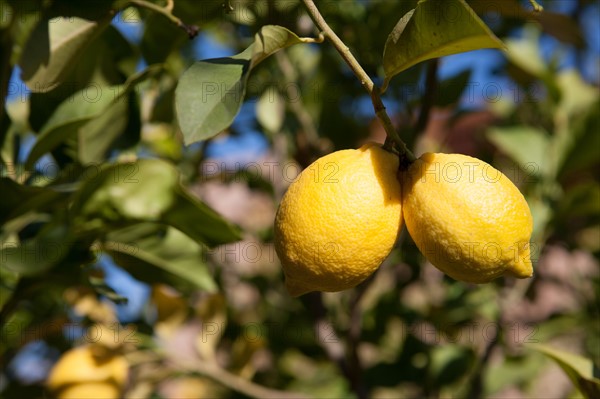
274,142,403,296
401,152,533,283
47,346,128,399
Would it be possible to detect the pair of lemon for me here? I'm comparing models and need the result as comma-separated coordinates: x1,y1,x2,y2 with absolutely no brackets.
274,143,533,296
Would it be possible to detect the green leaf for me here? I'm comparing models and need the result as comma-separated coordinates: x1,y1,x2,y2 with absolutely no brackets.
104,228,217,293
0,178,65,223
257,88,285,133
434,70,471,107
486,126,550,177
0,223,71,276
72,159,242,247
19,16,112,92
175,25,314,145
25,66,160,169
382,0,504,89
429,345,475,387
557,102,600,178
0,266,19,312
528,344,600,399
175,47,253,145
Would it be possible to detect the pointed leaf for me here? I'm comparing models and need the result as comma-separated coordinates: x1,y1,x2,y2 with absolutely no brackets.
104,228,217,292
0,223,71,276
25,66,160,169
383,0,504,88
19,16,111,92
528,344,600,399
176,25,314,145
486,126,550,177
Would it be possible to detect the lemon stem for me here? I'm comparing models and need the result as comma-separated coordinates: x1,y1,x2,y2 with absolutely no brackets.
301,0,415,163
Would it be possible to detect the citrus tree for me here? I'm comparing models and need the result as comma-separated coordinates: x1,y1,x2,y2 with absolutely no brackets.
1,0,599,398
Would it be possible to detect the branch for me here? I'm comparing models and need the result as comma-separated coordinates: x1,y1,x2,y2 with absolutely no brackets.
128,0,199,39
178,359,310,399
301,0,415,163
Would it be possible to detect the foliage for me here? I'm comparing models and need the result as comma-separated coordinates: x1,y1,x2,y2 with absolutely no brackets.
1,0,598,398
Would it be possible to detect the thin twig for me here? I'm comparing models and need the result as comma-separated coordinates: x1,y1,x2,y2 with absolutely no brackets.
301,0,415,163
128,0,199,38
414,59,439,136
178,358,310,399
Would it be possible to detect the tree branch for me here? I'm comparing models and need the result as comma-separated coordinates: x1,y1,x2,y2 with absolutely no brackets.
301,0,415,163
128,0,199,39
178,359,310,399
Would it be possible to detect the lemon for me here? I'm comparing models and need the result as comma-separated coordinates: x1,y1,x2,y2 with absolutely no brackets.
47,346,128,399
401,152,533,283
274,142,403,296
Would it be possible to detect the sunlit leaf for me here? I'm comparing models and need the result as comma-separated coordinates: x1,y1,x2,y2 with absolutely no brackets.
257,88,285,133
176,25,316,145
25,66,160,169
105,228,217,293
19,16,112,92
487,126,550,177
72,159,242,247
382,0,504,89
528,344,600,399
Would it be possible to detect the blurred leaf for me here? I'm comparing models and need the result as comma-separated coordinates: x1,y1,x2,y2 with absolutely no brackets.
27,25,136,133
25,66,160,169
0,267,19,311
528,344,600,399
19,15,112,92
429,345,475,387
382,0,503,89
534,12,586,48
556,183,600,222
176,25,315,145
72,159,241,247
25,87,117,169
0,223,71,276
105,228,217,292
0,177,65,224
555,70,599,118
487,126,550,177
434,70,472,107
77,93,131,164
88,273,129,304
558,101,600,178
484,353,546,395
257,88,285,133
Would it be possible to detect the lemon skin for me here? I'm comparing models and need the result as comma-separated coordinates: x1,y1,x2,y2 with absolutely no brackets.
47,346,128,399
401,152,533,283
274,143,403,296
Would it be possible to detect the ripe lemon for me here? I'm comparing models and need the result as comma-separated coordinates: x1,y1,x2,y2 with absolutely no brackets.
401,152,533,283
274,142,403,296
47,345,128,399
